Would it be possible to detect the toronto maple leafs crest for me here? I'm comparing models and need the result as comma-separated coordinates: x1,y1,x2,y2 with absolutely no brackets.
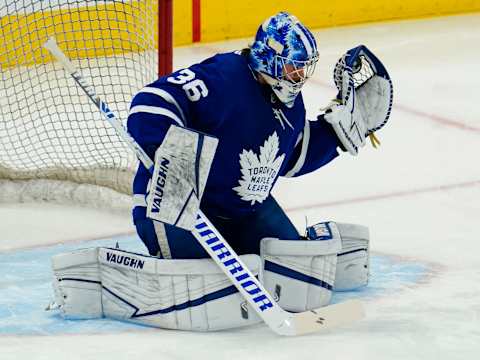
233,132,285,205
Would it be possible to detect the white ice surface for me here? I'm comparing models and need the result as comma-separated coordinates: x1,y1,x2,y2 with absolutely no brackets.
1,13,480,360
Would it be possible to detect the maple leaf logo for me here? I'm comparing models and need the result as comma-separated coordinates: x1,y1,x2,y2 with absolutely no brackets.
233,132,285,205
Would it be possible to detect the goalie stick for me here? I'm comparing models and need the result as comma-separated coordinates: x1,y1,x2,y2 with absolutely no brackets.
43,37,364,336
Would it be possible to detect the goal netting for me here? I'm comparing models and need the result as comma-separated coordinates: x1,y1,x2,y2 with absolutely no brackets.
0,0,166,207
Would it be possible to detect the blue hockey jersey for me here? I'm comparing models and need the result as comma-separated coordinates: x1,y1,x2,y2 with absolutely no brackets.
127,51,340,221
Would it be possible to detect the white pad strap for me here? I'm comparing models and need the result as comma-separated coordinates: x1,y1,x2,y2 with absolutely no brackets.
334,223,370,291
146,125,218,230
51,248,262,331
260,222,341,312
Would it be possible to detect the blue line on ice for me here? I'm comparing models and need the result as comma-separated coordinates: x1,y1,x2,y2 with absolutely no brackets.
0,235,431,335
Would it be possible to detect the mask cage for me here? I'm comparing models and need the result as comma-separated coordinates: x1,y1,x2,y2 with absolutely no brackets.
274,52,319,87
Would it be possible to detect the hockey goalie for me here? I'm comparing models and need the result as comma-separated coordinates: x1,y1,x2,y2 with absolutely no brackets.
48,12,393,332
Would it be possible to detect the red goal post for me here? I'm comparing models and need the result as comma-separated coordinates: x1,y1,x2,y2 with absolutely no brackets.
0,0,173,206
158,0,173,75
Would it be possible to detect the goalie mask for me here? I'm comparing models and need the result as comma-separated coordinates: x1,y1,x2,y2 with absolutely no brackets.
249,12,319,108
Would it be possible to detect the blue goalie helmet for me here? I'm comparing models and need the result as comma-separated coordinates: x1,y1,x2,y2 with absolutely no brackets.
249,12,319,107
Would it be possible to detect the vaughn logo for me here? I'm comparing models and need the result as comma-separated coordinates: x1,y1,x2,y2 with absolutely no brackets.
106,252,145,270
150,157,170,213
233,132,285,205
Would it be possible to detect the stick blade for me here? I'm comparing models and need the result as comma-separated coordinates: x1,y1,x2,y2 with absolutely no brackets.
289,299,365,336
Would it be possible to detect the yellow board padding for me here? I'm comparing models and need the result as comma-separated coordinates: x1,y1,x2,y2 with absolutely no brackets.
1,0,478,70
173,0,192,45
0,0,191,70
200,0,480,43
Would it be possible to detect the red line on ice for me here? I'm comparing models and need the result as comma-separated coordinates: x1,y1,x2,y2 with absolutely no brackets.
286,180,480,212
308,78,480,134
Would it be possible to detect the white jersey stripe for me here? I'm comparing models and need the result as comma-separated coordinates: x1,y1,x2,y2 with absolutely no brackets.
284,119,310,177
138,87,186,123
129,105,184,127
294,132,303,147
133,194,147,207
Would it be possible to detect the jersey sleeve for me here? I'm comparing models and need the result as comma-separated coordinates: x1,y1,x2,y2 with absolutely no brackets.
127,58,228,217
127,60,227,160
127,74,190,160
127,77,190,216
281,115,341,178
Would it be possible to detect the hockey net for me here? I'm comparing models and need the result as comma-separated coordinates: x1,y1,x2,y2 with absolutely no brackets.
0,0,169,208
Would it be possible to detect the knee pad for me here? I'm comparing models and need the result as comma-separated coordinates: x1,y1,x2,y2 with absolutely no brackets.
334,222,370,291
260,222,342,312
50,248,262,331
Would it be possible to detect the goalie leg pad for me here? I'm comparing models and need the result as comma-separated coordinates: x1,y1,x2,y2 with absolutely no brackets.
260,222,342,312
334,222,370,291
51,248,262,331
51,248,103,319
